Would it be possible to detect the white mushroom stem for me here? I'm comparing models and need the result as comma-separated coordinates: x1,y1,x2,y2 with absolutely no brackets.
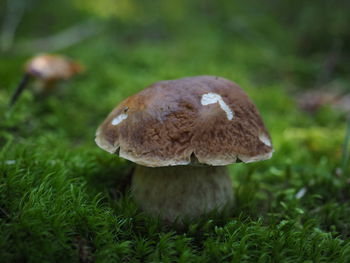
131,165,234,223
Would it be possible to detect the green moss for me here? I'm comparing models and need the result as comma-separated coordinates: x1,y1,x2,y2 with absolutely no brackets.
1,1,350,262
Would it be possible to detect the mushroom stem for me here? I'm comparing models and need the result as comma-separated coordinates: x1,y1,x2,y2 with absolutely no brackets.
131,165,233,222
9,73,31,108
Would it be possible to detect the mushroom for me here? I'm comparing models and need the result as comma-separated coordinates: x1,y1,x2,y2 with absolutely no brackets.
95,76,273,222
9,54,83,107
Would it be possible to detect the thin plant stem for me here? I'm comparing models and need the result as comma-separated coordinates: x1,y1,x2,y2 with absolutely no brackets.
341,118,350,175
0,0,27,51
8,73,31,108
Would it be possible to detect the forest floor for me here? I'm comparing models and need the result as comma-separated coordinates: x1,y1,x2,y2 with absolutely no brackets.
1,18,350,262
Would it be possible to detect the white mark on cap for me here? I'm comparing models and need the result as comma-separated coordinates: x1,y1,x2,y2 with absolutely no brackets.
111,113,128,126
259,133,272,147
201,93,233,120
238,151,273,163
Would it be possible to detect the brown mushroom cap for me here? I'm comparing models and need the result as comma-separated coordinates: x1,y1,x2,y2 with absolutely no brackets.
96,76,273,167
25,54,83,81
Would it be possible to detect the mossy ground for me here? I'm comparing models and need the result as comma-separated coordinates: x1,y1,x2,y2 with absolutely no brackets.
1,1,350,262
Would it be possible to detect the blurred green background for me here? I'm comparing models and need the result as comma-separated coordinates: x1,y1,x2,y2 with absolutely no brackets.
1,0,350,87
1,0,350,262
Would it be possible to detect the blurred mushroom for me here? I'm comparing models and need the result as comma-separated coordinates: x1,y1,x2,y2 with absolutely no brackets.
9,54,83,107
297,89,350,116
95,76,273,223
296,90,339,113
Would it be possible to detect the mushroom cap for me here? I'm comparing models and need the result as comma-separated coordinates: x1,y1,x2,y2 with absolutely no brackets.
25,54,83,81
96,76,273,167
